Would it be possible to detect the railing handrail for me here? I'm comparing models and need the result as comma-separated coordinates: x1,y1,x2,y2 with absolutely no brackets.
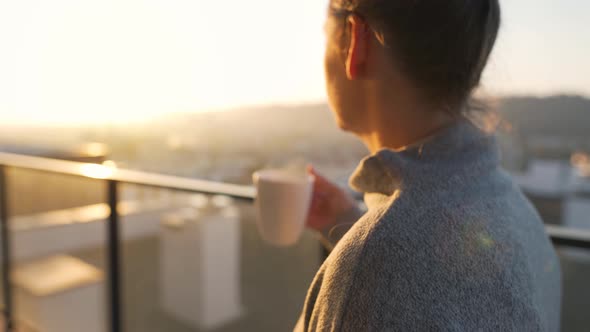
545,225,590,249
1,150,590,247
0,151,256,200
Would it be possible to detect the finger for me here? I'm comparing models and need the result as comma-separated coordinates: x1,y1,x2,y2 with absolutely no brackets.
307,166,333,188
310,190,325,210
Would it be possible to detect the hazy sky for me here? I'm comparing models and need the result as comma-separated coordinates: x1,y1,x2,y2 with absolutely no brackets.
0,0,588,125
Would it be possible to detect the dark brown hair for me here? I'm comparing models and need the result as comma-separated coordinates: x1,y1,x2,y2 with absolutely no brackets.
331,0,501,112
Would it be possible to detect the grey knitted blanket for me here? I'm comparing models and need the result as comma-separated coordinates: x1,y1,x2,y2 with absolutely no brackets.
294,119,561,331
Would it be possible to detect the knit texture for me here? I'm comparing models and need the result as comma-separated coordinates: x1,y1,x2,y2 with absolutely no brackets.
294,119,562,331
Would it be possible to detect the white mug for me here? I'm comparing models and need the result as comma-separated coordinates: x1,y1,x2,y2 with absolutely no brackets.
252,169,314,247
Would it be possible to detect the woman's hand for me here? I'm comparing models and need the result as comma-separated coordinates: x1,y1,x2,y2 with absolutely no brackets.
306,165,357,233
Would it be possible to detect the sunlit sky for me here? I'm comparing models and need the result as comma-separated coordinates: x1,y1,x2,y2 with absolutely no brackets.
0,0,588,125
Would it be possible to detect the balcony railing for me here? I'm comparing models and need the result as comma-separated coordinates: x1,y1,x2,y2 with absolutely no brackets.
0,151,588,332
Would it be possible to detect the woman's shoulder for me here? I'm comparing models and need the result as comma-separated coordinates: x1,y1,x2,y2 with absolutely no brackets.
352,172,543,261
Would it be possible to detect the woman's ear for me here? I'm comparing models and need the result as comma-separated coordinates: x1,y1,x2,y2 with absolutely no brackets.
345,15,369,80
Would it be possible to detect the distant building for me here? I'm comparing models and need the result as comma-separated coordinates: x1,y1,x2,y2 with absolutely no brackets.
513,159,590,228
513,159,576,197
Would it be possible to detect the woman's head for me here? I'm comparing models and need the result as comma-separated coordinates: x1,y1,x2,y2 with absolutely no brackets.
324,0,501,134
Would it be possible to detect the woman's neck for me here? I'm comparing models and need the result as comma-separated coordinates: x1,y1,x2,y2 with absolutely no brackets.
358,90,459,153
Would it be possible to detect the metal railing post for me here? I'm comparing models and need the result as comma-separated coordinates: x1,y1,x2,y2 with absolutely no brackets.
0,166,13,332
107,180,122,332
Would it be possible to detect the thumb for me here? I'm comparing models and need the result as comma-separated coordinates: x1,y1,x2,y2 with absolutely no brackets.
307,165,326,182
307,165,336,190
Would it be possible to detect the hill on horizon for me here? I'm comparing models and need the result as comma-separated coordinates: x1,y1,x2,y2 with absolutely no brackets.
157,94,590,139
498,95,590,138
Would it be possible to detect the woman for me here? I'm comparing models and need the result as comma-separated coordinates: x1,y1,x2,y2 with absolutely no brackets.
295,0,561,331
